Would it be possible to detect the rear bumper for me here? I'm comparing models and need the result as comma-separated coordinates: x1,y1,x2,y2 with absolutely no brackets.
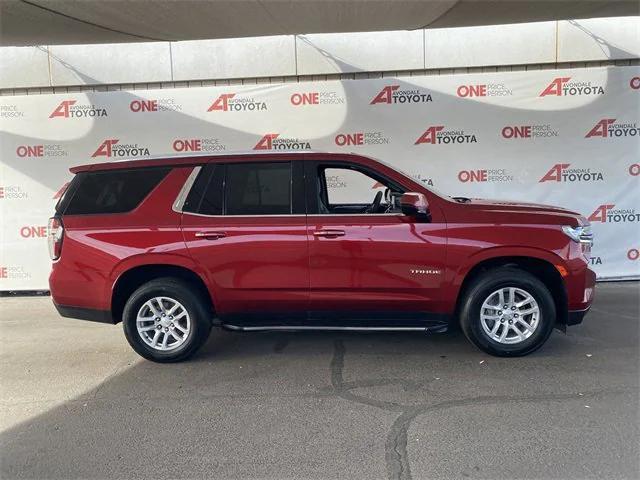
53,302,114,324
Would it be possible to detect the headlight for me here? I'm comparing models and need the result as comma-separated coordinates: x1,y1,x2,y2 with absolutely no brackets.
562,225,593,260
562,224,593,244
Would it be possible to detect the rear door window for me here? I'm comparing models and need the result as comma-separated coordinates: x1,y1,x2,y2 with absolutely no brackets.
62,167,170,215
225,162,291,215
182,165,224,215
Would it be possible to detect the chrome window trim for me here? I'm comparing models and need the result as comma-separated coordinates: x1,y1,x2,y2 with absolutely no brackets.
179,212,404,218
181,212,307,218
173,165,405,218
172,166,202,214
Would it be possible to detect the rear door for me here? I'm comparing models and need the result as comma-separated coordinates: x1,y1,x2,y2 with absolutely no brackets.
305,160,447,327
180,161,309,326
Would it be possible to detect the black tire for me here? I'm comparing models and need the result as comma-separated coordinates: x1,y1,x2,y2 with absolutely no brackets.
122,277,212,363
459,267,556,357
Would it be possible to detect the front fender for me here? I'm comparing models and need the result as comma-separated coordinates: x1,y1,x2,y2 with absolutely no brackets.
454,245,567,286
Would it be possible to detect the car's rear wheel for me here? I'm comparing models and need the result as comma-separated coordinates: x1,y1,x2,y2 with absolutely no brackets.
459,267,556,357
122,278,212,362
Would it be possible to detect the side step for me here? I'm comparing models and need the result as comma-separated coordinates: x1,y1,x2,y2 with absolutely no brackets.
220,324,448,333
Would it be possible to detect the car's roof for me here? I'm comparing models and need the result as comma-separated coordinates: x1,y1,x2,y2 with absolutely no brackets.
69,150,370,173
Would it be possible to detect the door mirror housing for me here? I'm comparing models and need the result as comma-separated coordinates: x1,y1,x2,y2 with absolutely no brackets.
400,192,431,221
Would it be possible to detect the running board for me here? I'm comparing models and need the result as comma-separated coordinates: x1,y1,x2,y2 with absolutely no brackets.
220,324,448,333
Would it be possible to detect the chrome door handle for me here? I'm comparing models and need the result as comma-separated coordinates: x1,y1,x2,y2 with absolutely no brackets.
313,229,345,238
194,231,226,240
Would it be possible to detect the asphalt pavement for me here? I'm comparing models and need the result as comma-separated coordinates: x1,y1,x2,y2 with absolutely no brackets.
1,282,638,479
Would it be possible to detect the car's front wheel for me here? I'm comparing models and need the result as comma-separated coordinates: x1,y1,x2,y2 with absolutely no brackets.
459,267,556,357
122,278,212,362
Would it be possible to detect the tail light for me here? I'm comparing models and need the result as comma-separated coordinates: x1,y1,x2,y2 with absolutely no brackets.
48,216,64,260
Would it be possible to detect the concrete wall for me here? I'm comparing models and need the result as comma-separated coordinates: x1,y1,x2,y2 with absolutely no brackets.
1,17,638,92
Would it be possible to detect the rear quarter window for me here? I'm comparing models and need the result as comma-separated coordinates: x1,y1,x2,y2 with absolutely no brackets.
61,167,170,215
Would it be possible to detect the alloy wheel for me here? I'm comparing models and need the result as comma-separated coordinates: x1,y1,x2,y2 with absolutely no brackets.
479,287,540,345
136,296,191,351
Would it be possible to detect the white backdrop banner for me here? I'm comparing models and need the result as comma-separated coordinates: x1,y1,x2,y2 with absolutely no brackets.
1,66,639,290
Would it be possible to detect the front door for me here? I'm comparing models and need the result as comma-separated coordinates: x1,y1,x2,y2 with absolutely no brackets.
181,161,308,326
305,161,447,327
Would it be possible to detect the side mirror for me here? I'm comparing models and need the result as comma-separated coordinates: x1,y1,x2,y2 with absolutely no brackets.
400,192,431,221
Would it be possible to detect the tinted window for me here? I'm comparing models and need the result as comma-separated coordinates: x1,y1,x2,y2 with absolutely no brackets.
183,165,223,215
324,167,387,205
225,162,291,215
310,164,405,215
63,168,169,215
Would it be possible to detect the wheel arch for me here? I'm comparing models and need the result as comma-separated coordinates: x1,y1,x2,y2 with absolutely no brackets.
454,254,569,329
111,263,214,324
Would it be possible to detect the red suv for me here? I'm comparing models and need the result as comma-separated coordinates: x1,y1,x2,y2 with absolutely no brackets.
49,152,595,362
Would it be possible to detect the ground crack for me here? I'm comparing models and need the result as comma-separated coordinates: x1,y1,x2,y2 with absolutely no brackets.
325,339,635,480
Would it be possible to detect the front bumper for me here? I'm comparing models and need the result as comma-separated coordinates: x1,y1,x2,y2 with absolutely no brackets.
559,266,595,329
567,307,591,326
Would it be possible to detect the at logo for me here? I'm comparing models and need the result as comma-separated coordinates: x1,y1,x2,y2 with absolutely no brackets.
370,86,399,104
539,164,603,182
414,126,444,145
49,100,77,118
588,204,640,223
208,94,236,111
540,164,570,182
540,77,604,97
49,100,107,118
253,134,310,150
586,119,639,138
588,204,615,222
540,77,571,96
585,119,616,138
254,134,279,150
415,126,477,145
370,85,432,105
207,93,267,112
92,139,150,158
92,139,119,158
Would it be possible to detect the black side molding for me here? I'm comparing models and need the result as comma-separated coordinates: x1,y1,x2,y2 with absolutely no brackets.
54,303,115,324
